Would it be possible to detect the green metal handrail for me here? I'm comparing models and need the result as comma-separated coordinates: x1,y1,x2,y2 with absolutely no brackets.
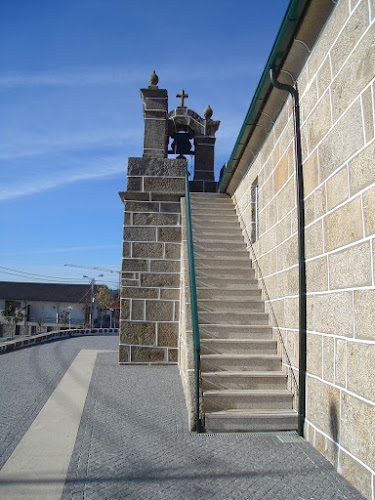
185,168,202,433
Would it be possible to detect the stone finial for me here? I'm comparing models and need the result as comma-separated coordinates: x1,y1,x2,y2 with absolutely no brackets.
204,105,213,120
148,70,159,87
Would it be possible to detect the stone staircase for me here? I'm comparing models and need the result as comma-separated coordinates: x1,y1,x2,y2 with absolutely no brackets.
190,192,298,433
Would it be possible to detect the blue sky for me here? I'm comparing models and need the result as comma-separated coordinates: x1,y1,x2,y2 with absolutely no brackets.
0,0,290,289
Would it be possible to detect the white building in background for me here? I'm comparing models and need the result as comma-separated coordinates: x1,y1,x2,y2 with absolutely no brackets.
0,281,97,337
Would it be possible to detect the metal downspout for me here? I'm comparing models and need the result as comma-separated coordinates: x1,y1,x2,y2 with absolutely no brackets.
269,69,306,437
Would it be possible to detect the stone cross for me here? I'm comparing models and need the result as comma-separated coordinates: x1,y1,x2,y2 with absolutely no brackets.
176,90,189,107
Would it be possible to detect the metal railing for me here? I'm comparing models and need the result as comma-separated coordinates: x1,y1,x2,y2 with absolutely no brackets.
185,167,202,433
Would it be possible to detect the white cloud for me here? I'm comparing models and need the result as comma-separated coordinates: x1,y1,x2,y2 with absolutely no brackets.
0,63,261,89
0,154,127,201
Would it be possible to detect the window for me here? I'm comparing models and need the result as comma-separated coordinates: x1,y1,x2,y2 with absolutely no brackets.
251,178,259,243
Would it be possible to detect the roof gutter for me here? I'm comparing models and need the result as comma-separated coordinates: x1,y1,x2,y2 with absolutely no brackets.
218,0,334,193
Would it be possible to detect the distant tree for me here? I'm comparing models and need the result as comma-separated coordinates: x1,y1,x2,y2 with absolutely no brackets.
2,300,25,339
95,285,113,327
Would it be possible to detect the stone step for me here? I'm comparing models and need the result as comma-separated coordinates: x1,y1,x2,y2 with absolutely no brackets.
191,206,236,213
198,300,264,313
201,371,287,390
204,409,298,433
200,354,281,372
197,288,262,301
196,277,259,289
190,201,234,208
198,311,269,325
192,220,241,229
191,215,239,224
193,227,241,236
199,324,273,340
193,241,247,252
195,268,255,280
200,339,276,355
193,234,244,243
194,250,249,260
195,258,251,268
202,389,293,412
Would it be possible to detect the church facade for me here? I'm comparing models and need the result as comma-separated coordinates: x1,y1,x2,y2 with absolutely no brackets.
119,0,375,497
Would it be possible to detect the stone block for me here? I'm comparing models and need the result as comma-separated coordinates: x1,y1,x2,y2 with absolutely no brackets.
277,235,298,271
168,349,178,362
120,299,130,320
131,242,163,259
307,0,349,81
144,177,185,194
124,226,157,242
354,289,375,340
335,338,347,387
157,227,181,242
160,202,181,213
341,391,375,469
122,286,158,299
362,85,374,143
131,300,144,320
120,191,149,202
301,78,317,122
158,322,178,347
146,300,174,321
277,266,298,297
305,220,323,258
363,184,375,235
323,336,334,383
122,259,149,272
150,260,180,272
326,167,349,211
306,256,328,292
314,184,326,219
303,150,318,197
331,22,375,121
314,429,325,454
349,141,375,195
141,273,180,288
340,450,372,500
305,193,315,227
331,0,369,78
164,243,181,259
122,241,131,258
121,321,155,345
329,241,371,289
276,177,296,221
307,91,331,152
127,157,186,177
160,288,180,300
131,346,166,362
123,212,132,225
318,99,364,182
119,344,129,363
306,376,340,441
151,193,182,202
125,200,159,213
273,152,289,194
317,55,332,99
347,341,375,401
307,333,322,377
315,292,353,336
133,213,179,226
276,213,291,245
284,297,298,330
126,177,142,191
258,250,276,278
324,197,363,252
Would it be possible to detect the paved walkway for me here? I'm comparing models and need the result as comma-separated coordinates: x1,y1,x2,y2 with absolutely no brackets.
0,336,364,499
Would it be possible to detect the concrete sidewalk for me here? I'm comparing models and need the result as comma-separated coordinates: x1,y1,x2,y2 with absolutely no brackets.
63,352,362,499
0,343,364,499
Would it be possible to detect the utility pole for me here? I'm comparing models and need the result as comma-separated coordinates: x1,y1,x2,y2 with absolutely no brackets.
83,274,103,328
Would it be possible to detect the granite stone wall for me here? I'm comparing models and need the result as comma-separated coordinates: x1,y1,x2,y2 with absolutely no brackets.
119,157,186,363
231,1,375,497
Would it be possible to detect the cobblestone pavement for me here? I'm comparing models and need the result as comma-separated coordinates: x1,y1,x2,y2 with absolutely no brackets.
0,334,118,469
63,353,363,500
